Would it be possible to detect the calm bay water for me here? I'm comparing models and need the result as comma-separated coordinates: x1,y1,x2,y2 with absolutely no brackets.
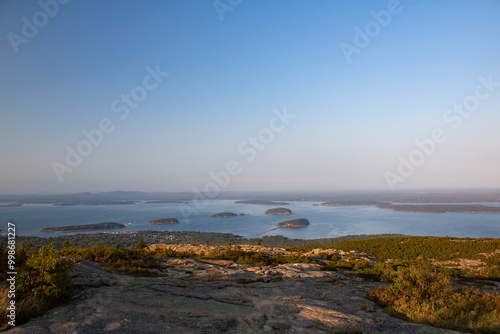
1,200,500,239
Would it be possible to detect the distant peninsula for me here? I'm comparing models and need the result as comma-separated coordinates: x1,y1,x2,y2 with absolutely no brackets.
265,207,293,215
144,200,184,204
235,200,290,205
322,201,384,206
277,218,310,228
42,222,125,233
375,204,500,214
147,218,180,224
210,212,246,218
54,201,136,206
0,203,23,207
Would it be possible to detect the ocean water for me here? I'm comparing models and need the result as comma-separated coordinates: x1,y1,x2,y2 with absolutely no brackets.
1,200,499,239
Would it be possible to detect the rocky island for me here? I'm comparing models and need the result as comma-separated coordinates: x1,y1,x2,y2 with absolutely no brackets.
41,222,125,233
147,218,180,224
210,212,246,218
265,207,293,215
277,218,310,228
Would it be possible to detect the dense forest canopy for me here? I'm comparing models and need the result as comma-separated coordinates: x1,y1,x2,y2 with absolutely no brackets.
265,207,293,215
277,218,310,228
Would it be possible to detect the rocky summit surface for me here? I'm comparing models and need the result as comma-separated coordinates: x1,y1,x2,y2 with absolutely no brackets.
9,247,458,333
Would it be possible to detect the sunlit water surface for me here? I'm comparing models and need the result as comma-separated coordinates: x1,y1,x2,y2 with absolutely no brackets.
1,200,499,239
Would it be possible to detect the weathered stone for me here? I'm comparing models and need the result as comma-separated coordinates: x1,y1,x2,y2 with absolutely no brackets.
10,248,459,333
70,259,122,287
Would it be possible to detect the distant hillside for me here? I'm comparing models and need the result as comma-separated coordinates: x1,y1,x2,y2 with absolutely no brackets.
2,190,500,206
376,203,500,214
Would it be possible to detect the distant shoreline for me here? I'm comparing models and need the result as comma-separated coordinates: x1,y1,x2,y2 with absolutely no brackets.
375,204,500,214
2,190,500,208
235,200,290,205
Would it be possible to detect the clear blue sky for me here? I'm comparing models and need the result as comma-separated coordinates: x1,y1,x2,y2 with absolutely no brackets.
1,0,499,194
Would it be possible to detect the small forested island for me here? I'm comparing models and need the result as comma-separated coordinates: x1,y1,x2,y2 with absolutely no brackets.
277,218,310,228
210,212,246,218
265,207,293,215
147,218,180,224
235,200,290,205
41,222,125,233
376,203,500,214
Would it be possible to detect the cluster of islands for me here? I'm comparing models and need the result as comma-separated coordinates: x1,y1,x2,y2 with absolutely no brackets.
33,194,500,233
3,191,500,215
25,192,500,234
40,204,311,233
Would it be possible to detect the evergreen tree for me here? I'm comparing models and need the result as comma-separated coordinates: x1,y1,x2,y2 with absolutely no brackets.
137,238,147,250
17,243,73,301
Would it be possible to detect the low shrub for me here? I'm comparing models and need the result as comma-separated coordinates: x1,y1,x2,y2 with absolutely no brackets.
368,263,500,333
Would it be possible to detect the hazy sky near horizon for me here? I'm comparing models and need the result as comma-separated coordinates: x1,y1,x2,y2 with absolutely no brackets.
1,0,499,194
